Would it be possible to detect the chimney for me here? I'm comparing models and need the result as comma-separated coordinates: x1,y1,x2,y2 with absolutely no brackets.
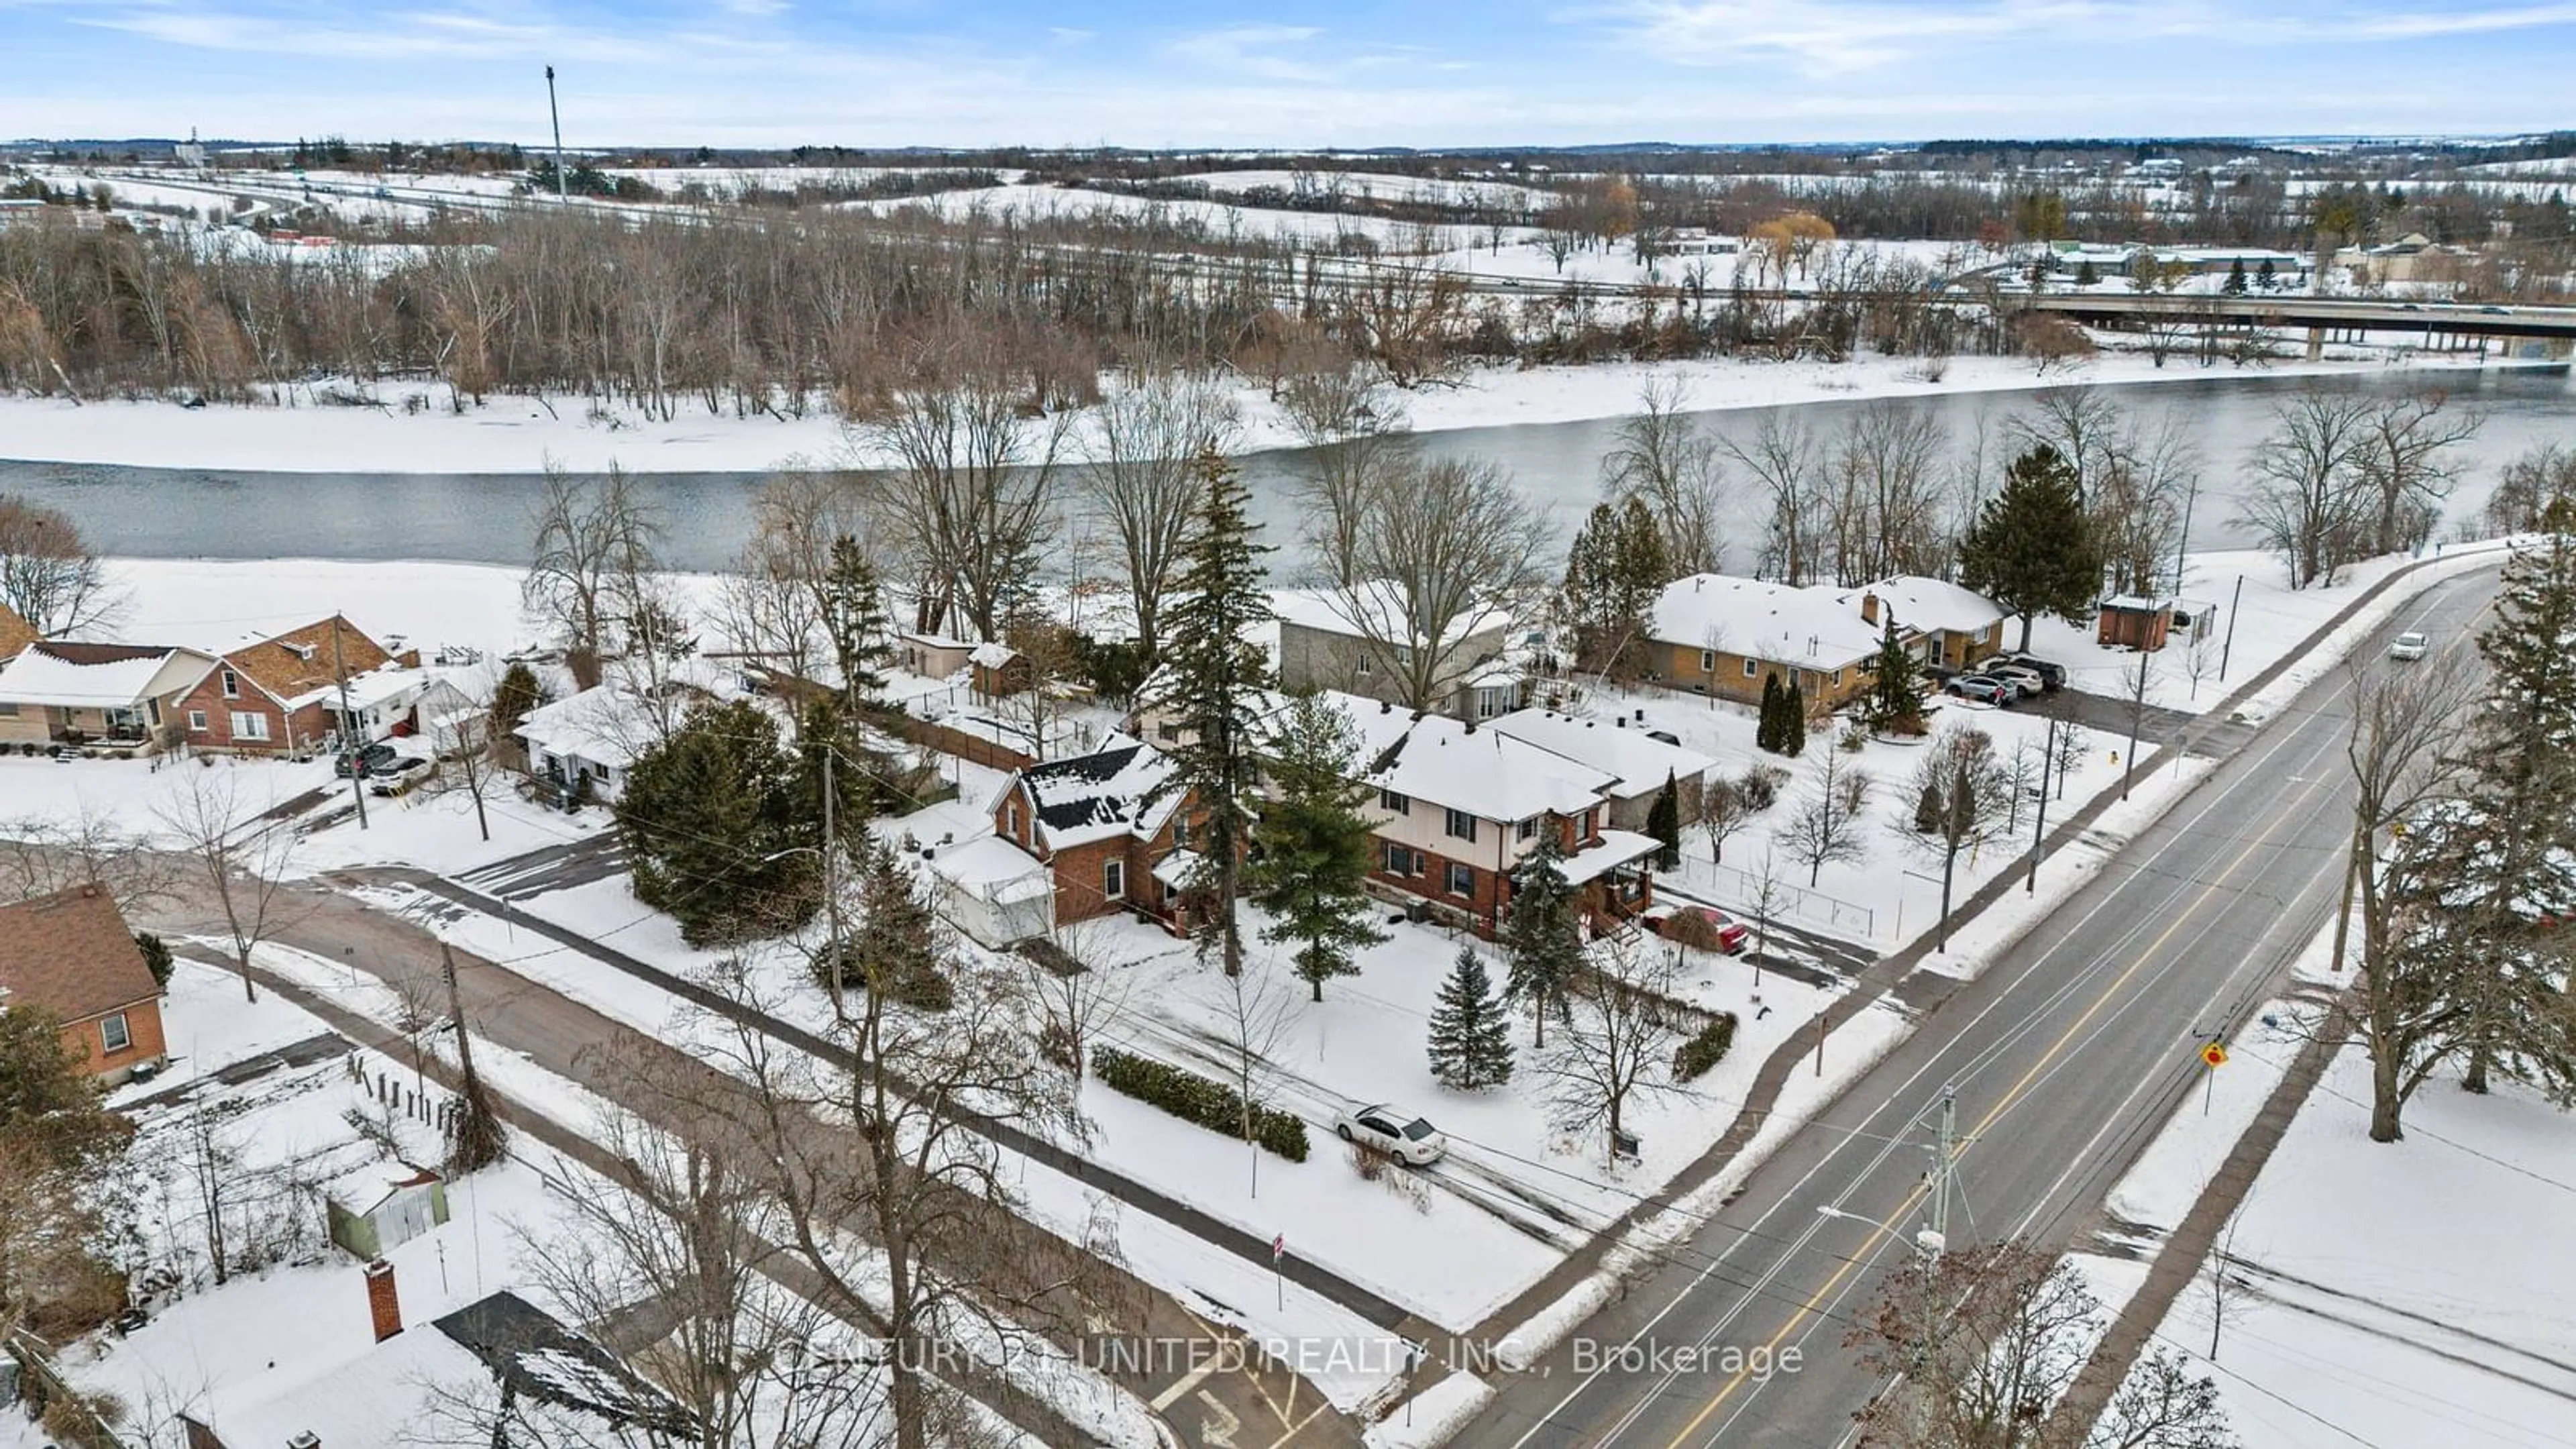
290,1434,322,1449
1860,592,1880,625
364,1258,402,1342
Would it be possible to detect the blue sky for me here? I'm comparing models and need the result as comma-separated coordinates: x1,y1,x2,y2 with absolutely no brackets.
3,1,2569,148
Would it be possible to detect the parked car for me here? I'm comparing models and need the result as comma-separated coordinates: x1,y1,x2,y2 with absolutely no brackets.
1333,1105,1448,1165
1655,904,1751,954
1945,675,2012,706
1993,653,2067,690
333,741,398,777
1988,664,2047,699
366,757,433,796
2390,631,2430,661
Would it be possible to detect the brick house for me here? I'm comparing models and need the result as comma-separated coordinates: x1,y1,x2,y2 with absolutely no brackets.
172,615,426,755
1644,573,2003,715
991,735,1201,932
0,884,167,1084
1326,692,1658,939
0,641,219,753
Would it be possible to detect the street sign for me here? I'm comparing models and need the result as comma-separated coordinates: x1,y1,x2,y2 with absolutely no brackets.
1271,1234,1285,1261
2201,1041,2229,1068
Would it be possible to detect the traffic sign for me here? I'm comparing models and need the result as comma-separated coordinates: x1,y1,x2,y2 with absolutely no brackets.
2200,1041,2229,1068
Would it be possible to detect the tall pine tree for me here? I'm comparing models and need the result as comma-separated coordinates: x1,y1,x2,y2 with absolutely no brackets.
1862,619,1928,735
1646,771,1682,870
818,533,896,710
1558,498,1669,682
1503,831,1584,1047
1960,444,2102,652
1427,947,1515,1089
618,699,817,946
1148,451,1277,975
1781,678,1807,755
1249,693,1388,1001
1757,673,1788,755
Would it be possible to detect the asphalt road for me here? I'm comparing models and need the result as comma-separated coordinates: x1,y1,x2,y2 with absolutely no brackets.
1458,565,2501,1449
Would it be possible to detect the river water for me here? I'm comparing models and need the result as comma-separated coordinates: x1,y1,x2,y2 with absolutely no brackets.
4,367,2570,572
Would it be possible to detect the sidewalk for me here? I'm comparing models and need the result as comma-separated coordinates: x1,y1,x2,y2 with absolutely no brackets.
1441,545,2503,1377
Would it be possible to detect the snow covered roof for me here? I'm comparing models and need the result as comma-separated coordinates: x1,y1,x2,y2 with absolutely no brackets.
1838,576,2006,638
280,662,430,714
969,641,1019,669
922,835,1054,904
322,1159,441,1215
1014,733,1182,850
1327,691,1615,822
1271,584,1512,649
1152,849,1204,888
1485,708,1719,800
1650,574,1884,672
0,641,216,708
1559,829,1662,886
513,686,654,769
2101,594,2175,612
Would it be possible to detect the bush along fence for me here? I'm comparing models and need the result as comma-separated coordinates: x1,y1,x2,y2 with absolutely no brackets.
1091,1047,1310,1162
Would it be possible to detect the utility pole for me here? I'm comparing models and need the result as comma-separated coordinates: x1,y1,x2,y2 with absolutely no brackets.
2027,715,2055,894
545,65,568,203
2121,648,2150,801
2218,573,2244,681
1911,1084,1959,1440
820,745,846,1020
2171,470,2200,598
332,614,368,830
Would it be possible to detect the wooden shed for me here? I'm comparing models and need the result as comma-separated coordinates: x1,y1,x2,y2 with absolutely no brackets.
2096,596,2175,652
326,1161,450,1258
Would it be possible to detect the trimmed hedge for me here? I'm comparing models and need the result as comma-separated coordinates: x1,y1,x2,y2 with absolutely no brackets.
1672,1012,1739,1083
1093,1047,1309,1162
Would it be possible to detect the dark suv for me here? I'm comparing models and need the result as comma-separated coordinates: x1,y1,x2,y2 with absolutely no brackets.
1992,653,2066,691
333,741,398,777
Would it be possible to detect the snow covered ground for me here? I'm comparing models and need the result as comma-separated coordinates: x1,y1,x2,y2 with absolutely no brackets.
2086,922,2576,1449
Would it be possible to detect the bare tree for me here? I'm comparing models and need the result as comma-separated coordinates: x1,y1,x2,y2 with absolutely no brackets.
0,801,186,912
1823,400,1951,585
156,769,303,1004
1848,1240,2235,1449
515,1084,888,1449
694,847,1086,1449
1603,377,1727,576
2354,392,2481,557
1723,411,1823,584
1307,453,1551,712
1028,920,1130,1093
1205,955,1295,1198
525,460,663,689
2338,650,2477,1141
2008,387,2128,507
854,325,1071,643
2239,389,2376,589
1535,935,1682,1162
1786,747,1873,887
1078,368,1240,659
718,468,867,684
0,494,119,637
1900,725,2012,951
1695,777,1752,865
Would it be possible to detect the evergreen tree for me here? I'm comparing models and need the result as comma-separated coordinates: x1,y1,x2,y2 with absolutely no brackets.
1502,832,1584,1048
2074,259,2100,286
818,533,895,709
1862,620,1928,735
2440,498,2576,1097
818,835,951,1010
133,932,173,991
1248,693,1388,1002
1646,771,1682,870
1757,673,1787,755
796,693,879,831
490,661,543,742
1427,947,1515,1090
1148,451,1277,975
2257,258,2278,290
2224,257,2250,295
1782,678,1807,756
617,699,818,946
1915,778,1945,833
1959,444,2102,652
1558,498,1668,682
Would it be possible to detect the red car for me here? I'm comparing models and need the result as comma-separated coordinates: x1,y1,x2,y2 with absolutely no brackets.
1656,904,1750,954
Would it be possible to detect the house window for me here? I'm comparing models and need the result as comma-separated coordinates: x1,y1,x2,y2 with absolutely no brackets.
1379,788,1410,815
1833,669,1845,688
229,711,270,741
1157,722,1180,742
1445,808,1479,843
1395,645,1415,667
147,699,162,727
101,1012,131,1054
1700,649,1717,673
1517,816,1538,841
1171,818,1189,851
1383,843,1421,877
1006,804,1020,839
219,669,239,699
0,702,15,717
1741,658,1760,678
1103,859,1126,900
1477,688,1503,718
1446,862,1474,898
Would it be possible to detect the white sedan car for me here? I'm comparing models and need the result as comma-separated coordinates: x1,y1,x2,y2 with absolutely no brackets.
2389,631,2430,661
1333,1104,1448,1165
